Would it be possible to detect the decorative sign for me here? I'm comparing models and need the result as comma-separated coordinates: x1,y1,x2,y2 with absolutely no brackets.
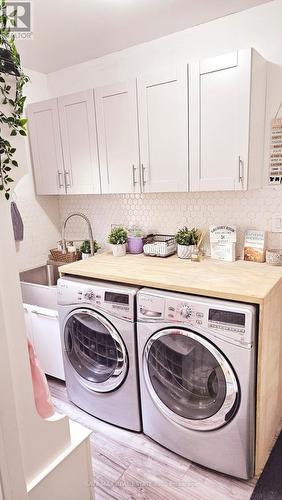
210,225,236,262
244,230,266,263
269,115,282,185
210,225,237,243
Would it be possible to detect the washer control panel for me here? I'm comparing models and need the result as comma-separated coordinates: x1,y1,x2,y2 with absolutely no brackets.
137,289,256,347
58,277,139,321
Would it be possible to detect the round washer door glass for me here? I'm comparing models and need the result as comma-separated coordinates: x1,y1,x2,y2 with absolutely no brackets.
145,328,238,430
64,309,128,392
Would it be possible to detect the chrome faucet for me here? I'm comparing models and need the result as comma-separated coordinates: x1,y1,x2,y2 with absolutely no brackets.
62,213,95,256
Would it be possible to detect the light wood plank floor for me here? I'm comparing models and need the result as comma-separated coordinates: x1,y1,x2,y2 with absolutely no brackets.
48,377,256,500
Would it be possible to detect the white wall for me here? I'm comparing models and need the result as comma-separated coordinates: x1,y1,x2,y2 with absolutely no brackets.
47,0,282,93
46,1,282,255
15,70,60,272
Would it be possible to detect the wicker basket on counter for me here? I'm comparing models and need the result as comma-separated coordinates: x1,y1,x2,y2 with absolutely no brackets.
143,234,176,257
49,248,82,263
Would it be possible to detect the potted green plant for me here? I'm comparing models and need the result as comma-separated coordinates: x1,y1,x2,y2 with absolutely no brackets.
0,0,30,200
108,227,128,257
127,226,144,254
175,227,200,259
80,240,100,259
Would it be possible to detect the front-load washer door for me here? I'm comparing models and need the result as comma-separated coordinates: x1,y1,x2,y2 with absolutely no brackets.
144,328,239,430
64,308,128,392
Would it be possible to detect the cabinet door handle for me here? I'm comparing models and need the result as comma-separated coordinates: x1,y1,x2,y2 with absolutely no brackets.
64,170,71,188
57,171,64,188
132,165,138,186
31,310,58,319
238,156,244,184
141,164,147,186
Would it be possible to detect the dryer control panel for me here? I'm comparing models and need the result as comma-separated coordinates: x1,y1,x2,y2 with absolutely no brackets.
137,288,256,348
58,277,139,322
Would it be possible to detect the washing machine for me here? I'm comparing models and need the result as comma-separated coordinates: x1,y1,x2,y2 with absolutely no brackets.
58,276,141,431
137,288,257,479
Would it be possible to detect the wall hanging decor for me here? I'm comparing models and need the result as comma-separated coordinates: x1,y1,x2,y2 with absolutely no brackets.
0,0,29,200
269,102,282,185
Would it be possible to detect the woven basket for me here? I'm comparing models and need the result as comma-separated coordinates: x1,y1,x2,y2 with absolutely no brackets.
49,248,82,263
143,234,176,257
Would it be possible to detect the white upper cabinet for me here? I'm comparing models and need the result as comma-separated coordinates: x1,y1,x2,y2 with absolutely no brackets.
58,90,101,194
27,99,65,195
95,80,140,194
137,66,189,193
27,48,266,196
189,49,266,192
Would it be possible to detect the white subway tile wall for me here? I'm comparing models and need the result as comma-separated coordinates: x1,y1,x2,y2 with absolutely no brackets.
58,187,282,258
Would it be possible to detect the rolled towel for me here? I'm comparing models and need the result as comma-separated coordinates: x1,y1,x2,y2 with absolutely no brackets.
11,201,24,241
27,338,55,418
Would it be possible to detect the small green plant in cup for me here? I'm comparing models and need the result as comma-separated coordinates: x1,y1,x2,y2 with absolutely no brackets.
175,227,200,246
80,239,100,259
128,226,143,238
175,227,201,259
127,226,144,254
108,226,128,244
108,226,128,256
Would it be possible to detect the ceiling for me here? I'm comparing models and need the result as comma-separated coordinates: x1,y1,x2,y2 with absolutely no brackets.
17,0,272,74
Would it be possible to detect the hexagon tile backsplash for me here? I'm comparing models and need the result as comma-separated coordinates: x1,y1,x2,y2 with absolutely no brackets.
58,187,282,258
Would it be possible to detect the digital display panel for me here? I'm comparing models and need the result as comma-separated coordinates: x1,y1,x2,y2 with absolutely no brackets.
208,309,245,326
104,292,129,305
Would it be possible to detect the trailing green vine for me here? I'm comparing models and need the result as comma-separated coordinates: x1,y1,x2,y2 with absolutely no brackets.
0,0,29,199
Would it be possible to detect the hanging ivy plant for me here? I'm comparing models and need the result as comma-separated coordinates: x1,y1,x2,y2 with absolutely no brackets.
0,0,29,200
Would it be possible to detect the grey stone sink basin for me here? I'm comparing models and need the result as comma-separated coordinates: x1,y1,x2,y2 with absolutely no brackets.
20,264,59,310
20,264,59,287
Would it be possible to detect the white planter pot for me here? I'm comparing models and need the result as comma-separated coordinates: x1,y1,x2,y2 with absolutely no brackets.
112,243,127,257
81,252,91,260
177,244,196,259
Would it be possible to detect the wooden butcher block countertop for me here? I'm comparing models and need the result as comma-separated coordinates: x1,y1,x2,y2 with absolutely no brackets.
59,251,282,304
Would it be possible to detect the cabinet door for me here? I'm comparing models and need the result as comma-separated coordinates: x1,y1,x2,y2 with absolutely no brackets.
95,80,140,194
189,50,251,192
27,99,66,195
30,307,65,380
58,90,100,195
138,66,188,193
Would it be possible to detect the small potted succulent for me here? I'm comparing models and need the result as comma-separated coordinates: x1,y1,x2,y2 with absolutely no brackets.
127,226,144,254
80,240,100,259
108,226,128,257
175,227,200,259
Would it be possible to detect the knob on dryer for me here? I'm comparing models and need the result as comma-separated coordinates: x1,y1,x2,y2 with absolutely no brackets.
179,305,193,319
84,289,95,300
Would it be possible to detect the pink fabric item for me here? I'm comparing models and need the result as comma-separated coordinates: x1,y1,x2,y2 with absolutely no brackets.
27,338,55,418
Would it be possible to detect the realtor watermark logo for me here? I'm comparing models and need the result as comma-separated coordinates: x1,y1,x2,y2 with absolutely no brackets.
1,1,33,39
